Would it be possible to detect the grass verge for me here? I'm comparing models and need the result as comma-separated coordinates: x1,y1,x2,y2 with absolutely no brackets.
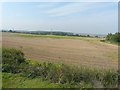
2,72,61,88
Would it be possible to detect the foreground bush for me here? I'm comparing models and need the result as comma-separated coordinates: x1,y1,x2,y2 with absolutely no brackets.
2,48,25,73
2,48,119,88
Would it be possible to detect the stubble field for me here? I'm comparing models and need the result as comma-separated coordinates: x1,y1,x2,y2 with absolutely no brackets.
2,32,118,70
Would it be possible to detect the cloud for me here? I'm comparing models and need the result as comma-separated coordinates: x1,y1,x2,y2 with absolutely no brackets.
40,2,117,17
45,3,94,16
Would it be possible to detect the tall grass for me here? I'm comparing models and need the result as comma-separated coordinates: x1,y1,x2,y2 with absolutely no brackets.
2,48,119,88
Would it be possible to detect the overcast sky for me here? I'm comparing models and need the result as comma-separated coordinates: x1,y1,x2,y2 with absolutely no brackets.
1,2,118,34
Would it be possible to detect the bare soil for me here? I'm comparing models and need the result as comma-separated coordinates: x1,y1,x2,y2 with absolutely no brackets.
2,33,118,70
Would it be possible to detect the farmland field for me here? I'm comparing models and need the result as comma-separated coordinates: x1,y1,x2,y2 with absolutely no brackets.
2,32,118,70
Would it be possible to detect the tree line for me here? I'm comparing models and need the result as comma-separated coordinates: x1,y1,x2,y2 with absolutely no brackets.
106,32,120,44
2,30,100,38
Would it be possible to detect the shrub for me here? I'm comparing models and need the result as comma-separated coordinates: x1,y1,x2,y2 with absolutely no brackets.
102,70,118,88
2,48,25,73
106,32,120,44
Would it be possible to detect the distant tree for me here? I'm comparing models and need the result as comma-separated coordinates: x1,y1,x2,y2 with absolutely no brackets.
87,35,90,37
75,34,79,37
2,30,7,32
9,30,13,32
95,36,98,38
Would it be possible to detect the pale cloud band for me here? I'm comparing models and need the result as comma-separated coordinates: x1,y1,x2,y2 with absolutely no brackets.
38,2,117,17
0,0,119,2
45,3,93,17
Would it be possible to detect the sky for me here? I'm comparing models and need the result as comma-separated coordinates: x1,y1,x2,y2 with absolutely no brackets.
1,2,118,34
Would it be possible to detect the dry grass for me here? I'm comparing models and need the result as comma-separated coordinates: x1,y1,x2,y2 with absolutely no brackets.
2,32,118,70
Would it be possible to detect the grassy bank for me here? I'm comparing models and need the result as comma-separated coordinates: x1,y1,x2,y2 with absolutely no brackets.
3,72,95,88
3,73,61,88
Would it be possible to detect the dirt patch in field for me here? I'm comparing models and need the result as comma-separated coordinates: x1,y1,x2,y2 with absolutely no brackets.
2,33,118,70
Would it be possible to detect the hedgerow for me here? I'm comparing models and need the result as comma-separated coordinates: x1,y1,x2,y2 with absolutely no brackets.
2,48,119,88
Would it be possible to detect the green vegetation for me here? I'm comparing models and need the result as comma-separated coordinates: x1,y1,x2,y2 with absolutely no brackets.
2,48,119,88
18,33,86,39
17,33,101,44
3,73,61,88
2,48,25,73
2,30,95,37
106,32,120,45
